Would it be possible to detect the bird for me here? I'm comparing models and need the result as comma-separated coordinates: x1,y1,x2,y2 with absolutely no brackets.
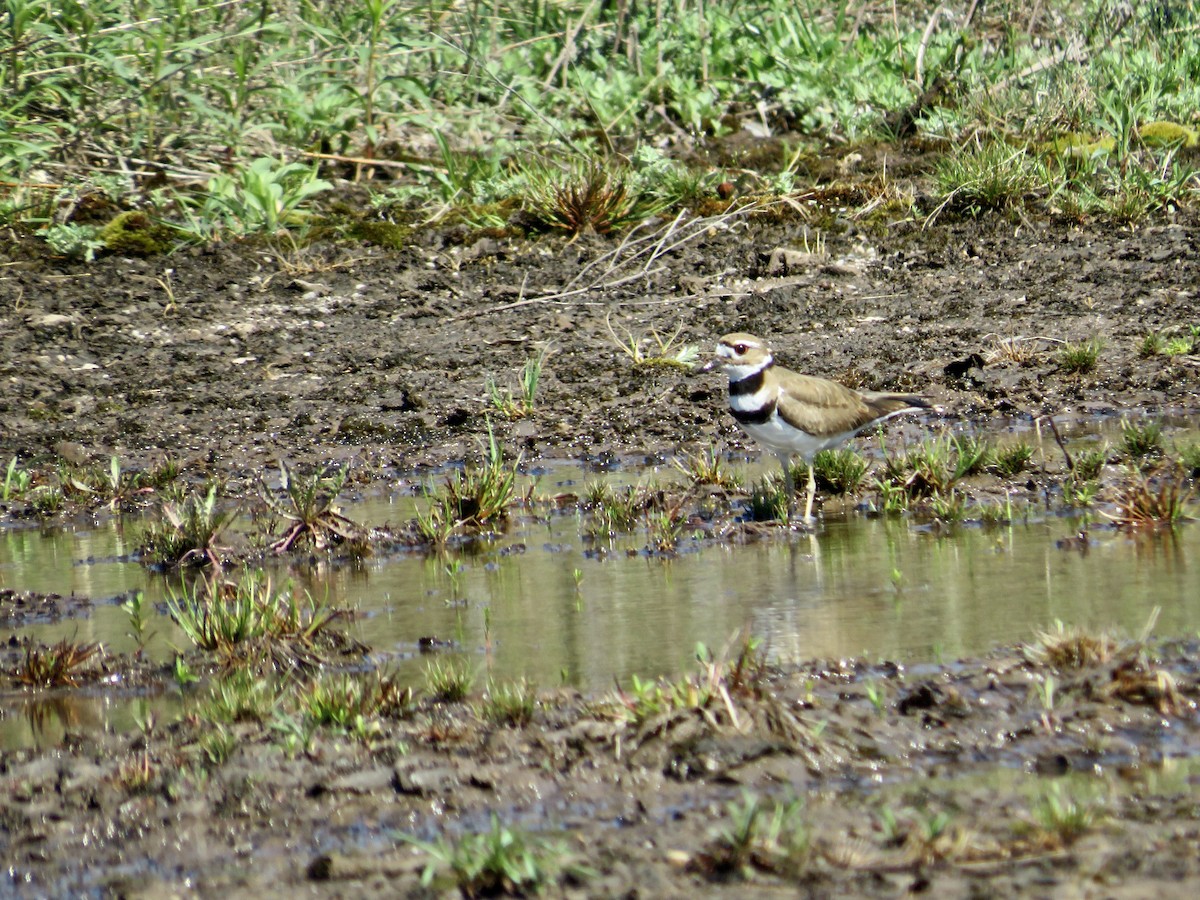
710,332,932,524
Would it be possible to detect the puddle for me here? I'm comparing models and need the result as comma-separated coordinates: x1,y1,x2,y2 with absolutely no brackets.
2,420,1199,750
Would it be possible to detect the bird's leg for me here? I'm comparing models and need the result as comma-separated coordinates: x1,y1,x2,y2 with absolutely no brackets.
803,462,817,524
778,452,794,521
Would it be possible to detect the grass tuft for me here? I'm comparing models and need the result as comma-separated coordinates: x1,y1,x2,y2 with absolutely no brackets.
401,813,581,896
1107,467,1190,529
1023,620,1117,669
811,449,868,495
1058,338,1103,375
139,485,234,568
17,638,102,687
166,570,359,670
424,656,477,703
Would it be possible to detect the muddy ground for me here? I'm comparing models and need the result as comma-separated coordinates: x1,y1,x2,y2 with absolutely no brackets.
2,167,1200,897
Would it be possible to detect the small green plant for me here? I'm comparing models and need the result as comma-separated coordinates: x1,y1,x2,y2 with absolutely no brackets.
40,222,105,261
992,441,1034,477
700,791,809,878
1162,326,1200,356
586,483,646,536
811,448,868,495
2,457,32,500
97,455,149,512
1061,476,1099,507
199,669,282,723
872,477,908,515
1033,783,1102,845
258,460,363,553
950,434,993,479
166,570,354,668
140,485,235,567
1119,418,1164,462
1058,338,1102,375
863,679,887,715
480,677,538,727
172,655,199,688
1177,442,1200,477
674,443,742,490
881,435,968,498
271,711,320,757
927,489,967,524
525,157,660,236
1139,331,1165,357
425,656,477,702
977,494,1014,527
485,346,549,420
121,591,155,652
931,142,1050,217
746,476,790,522
199,727,238,767
28,485,65,516
646,507,687,553
188,157,331,235
402,813,577,896
606,316,699,369
301,670,411,733
17,638,101,687
1071,445,1108,481
1032,674,1057,711
615,667,716,725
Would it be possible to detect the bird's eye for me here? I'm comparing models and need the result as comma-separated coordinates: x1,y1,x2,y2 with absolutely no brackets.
733,343,748,355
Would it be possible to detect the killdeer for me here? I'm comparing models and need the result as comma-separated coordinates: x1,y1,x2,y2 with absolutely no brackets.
712,332,932,523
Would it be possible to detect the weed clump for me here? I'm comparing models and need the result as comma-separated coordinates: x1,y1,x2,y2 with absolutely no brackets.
166,570,362,670
140,485,234,568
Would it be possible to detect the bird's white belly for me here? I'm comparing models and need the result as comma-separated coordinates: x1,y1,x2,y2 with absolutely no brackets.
740,413,830,460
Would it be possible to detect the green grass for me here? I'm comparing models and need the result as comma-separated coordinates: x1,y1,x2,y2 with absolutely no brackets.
416,426,520,545
674,443,743,490
811,449,868,495
139,485,234,568
1058,338,1103,375
746,476,790,522
199,669,283,724
1119,418,1164,462
401,814,581,896
701,791,809,879
257,460,363,554
424,656,477,703
992,441,1034,478
302,670,414,731
5,2,1200,246
1070,444,1109,481
486,346,549,420
1177,442,1200,477
165,569,354,668
1032,783,1103,846
479,677,539,727
932,141,1051,217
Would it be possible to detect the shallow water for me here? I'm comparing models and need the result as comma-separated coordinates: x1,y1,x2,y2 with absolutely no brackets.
2,426,1199,749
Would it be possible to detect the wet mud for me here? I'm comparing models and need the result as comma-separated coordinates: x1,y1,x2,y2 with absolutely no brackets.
2,183,1200,896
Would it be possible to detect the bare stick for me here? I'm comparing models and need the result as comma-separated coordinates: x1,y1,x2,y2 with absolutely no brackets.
1039,414,1075,472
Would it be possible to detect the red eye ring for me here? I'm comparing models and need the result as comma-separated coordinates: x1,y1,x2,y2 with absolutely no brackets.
733,343,748,354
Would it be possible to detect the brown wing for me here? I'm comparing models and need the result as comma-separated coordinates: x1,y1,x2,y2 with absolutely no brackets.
774,372,876,438
776,373,927,438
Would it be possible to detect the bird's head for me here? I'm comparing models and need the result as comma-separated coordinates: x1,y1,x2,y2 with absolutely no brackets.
704,332,772,376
